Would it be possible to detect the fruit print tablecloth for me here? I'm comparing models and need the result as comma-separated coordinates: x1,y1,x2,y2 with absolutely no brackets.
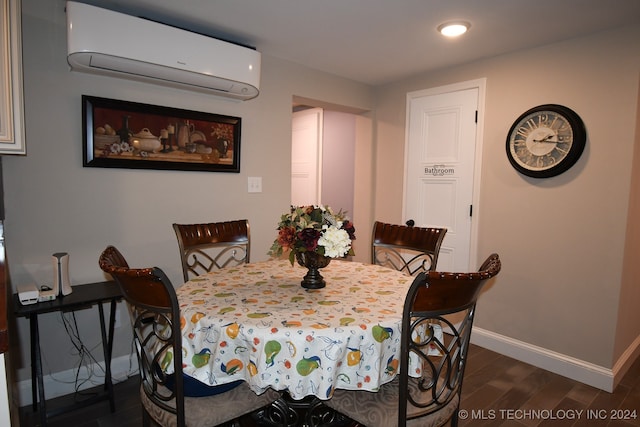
173,259,414,400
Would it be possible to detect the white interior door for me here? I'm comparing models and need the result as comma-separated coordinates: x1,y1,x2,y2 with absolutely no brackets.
404,85,480,272
291,108,323,205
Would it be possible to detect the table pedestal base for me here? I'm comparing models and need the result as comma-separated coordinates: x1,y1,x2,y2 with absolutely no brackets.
252,393,354,427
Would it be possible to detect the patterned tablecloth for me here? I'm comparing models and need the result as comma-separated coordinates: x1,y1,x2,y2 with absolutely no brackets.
173,259,414,400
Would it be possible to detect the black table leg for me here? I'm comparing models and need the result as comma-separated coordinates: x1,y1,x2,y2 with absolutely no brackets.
29,315,36,412
107,300,117,412
31,314,47,426
97,301,117,412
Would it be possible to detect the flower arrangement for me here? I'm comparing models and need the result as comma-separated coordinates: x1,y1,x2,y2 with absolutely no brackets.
269,205,356,264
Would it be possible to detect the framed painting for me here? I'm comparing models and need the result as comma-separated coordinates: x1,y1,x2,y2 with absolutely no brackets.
0,0,26,154
82,95,241,172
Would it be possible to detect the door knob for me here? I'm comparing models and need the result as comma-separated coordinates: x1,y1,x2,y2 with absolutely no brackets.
406,219,415,227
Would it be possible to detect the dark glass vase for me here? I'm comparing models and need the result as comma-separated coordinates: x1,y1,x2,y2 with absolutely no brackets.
295,251,331,289
117,115,132,144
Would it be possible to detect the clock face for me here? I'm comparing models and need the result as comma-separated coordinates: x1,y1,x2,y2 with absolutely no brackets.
506,104,586,178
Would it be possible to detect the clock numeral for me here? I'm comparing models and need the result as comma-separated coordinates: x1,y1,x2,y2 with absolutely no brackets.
516,127,529,137
556,129,573,143
515,148,530,163
538,114,548,126
521,152,536,167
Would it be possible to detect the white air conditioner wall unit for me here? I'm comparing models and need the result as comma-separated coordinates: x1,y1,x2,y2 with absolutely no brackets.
66,1,261,100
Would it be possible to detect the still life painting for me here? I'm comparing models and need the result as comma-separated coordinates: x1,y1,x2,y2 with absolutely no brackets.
82,95,241,172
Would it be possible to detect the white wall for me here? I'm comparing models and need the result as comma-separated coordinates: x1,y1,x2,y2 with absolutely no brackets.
3,0,374,404
374,25,640,389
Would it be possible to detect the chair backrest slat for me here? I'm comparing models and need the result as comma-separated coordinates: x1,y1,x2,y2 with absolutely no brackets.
173,220,250,282
372,221,447,275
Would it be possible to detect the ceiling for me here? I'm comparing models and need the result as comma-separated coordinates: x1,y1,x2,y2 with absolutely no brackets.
76,0,640,86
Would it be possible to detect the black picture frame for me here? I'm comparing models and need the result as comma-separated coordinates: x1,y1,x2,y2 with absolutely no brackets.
82,95,241,172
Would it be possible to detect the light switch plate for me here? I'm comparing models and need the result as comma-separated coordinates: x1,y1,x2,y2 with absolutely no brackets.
248,177,262,193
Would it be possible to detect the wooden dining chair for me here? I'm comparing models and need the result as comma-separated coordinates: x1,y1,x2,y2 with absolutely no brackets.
372,221,447,275
325,253,501,427
98,245,281,427
173,220,250,282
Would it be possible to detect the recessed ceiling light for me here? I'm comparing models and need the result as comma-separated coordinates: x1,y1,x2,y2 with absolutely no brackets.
437,21,470,37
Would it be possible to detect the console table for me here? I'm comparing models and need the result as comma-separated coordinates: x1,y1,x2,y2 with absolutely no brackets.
13,281,122,426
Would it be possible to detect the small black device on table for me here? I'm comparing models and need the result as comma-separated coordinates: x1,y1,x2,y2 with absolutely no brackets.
13,281,122,426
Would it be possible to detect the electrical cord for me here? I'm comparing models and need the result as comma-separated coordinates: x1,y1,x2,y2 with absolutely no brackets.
60,311,106,400
37,306,139,404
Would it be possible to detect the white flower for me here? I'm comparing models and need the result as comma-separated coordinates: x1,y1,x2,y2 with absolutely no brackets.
318,226,351,258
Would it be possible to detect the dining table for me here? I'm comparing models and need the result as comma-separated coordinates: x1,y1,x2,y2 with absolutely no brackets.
172,258,429,425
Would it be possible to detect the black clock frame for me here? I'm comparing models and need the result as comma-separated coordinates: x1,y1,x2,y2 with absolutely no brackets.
506,104,586,178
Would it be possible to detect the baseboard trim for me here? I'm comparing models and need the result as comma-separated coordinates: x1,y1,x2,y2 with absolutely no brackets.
471,327,640,393
16,354,138,407
611,333,640,390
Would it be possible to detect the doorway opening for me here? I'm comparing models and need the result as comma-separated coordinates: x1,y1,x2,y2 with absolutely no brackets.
291,96,373,263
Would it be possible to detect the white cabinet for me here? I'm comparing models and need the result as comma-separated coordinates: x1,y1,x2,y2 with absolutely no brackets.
0,0,25,155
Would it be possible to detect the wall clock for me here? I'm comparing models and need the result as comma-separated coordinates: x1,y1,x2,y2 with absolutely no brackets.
506,104,586,178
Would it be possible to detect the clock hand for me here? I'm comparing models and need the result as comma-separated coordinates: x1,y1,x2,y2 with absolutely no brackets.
533,135,557,143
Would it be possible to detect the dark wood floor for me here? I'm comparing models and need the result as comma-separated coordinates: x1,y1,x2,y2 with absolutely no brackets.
458,346,640,427
19,344,640,426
